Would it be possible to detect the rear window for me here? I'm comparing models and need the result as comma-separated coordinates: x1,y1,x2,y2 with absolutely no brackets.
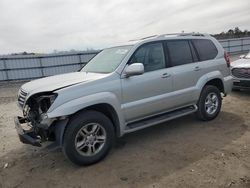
192,39,218,61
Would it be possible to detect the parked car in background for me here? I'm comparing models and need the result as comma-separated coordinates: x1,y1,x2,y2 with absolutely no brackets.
231,51,250,90
15,33,233,166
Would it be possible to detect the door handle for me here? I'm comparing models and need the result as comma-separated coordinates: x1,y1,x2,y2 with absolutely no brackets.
194,66,201,71
162,73,171,78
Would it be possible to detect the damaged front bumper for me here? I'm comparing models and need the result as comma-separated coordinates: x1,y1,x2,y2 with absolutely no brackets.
14,116,42,147
14,116,68,149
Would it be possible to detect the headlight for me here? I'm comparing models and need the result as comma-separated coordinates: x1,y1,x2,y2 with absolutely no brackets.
37,93,58,113
48,94,57,105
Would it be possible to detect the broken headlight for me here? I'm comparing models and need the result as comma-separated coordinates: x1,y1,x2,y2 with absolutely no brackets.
37,94,57,113
24,93,57,125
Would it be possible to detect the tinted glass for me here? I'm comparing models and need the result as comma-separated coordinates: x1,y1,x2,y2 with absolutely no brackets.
192,39,218,61
81,45,132,73
167,40,193,66
130,43,165,72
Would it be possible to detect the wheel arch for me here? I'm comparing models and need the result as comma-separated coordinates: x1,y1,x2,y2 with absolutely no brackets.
204,78,225,94
73,103,121,137
52,103,121,149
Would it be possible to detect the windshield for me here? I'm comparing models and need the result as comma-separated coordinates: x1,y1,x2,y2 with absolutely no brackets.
81,45,133,73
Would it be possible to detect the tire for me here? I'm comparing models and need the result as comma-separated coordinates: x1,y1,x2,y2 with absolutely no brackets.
196,85,222,121
63,110,115,166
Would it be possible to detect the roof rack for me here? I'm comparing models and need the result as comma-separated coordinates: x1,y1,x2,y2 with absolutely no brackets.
128,32,209,42
128,35,158,42
157,32,208,38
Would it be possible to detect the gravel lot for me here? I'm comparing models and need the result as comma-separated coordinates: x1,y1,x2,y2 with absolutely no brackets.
0,55,250,188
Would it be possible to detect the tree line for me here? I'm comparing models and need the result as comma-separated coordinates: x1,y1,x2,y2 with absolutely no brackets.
212,27,250,39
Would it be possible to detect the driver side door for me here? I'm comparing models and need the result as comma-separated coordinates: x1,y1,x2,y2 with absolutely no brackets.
121,42,173,122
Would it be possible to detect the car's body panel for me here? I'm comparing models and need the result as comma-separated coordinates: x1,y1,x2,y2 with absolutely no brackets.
48,92,125,135
223,75,234,92
21,72,108,103
231,58,250,68
121,68,173,122
167,62,200,108
48,73,121,112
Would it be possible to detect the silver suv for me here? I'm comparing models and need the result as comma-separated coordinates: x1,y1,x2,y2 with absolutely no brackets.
15,33,233,165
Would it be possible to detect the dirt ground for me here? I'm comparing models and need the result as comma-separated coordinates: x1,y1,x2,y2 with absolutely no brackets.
0,59,250,188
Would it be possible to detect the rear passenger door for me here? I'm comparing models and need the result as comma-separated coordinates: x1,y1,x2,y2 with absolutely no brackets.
165,40,200,108
191,39,219,76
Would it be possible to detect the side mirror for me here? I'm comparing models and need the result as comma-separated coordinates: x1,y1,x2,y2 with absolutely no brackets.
124,63,144,77
239,55,245,59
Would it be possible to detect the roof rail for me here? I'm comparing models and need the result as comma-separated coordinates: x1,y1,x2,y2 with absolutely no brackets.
129,35,158,42
128,32,210,42
140,35,158,40
157,32,209,38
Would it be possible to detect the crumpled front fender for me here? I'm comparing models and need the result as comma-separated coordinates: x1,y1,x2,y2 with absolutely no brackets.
47,92,125,136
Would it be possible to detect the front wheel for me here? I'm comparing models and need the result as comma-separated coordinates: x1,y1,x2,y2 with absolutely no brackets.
63,110,115,166
196,85,222,121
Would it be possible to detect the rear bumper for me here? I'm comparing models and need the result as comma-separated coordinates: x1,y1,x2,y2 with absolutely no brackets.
223,75,233,94
14,116,42,147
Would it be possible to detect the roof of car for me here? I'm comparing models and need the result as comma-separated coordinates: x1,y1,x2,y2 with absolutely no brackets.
110,32,214,50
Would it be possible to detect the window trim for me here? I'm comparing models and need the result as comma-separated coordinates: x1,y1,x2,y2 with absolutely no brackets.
163,42,171,68
127,41,169,72
189,40,200,62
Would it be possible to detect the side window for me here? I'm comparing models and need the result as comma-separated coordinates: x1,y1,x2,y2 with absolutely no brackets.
192,39,218,61
130,43,166,72
167,40,193,66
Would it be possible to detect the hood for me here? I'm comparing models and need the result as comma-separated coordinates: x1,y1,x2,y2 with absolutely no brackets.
231,58,250,68
21,72,107,95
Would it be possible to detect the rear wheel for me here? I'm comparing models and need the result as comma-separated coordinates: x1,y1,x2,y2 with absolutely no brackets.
196,85,222,121
63,110,115,166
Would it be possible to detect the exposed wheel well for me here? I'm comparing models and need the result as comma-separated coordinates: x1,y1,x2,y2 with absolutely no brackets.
205,78,224,94
73,103,120,137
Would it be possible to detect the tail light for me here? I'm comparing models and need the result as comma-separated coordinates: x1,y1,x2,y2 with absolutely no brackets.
224,51,231,67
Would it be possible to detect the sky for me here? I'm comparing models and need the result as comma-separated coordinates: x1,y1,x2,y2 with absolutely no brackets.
0,0,250,54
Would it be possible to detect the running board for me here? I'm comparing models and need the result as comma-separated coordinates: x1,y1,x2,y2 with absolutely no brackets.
125,105,197,133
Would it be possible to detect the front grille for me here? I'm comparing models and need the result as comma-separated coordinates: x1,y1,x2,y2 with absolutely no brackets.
232,68,250,79
18,89,28,108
